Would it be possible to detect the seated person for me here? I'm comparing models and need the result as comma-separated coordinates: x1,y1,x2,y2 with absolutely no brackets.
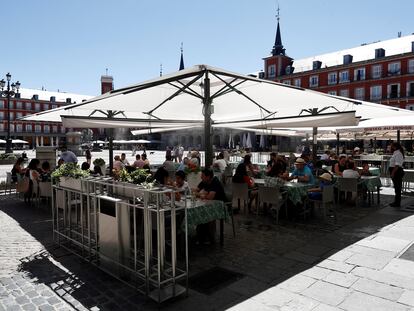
213,152,227,172
267,152,277,170
233,163,257,211
243,154,259,177
289,158,315,185
40,161,51,182
267,161,288,182
163,155,176,172
113,155,124,172
177,157,189,172
360,163,372,176
92,165,103,176
308,173,333,200
313,160,331,177
133,154,145,168
120,153,130,166
153,166,170,185
320,150,331,162
342,161,360,178
194,168,226,244
81,162,92,173
11,157,26,183
173,170,189,201
333,155,347,176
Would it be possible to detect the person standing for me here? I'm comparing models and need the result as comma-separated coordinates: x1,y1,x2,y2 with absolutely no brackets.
389,142,405,207
85,149,92,165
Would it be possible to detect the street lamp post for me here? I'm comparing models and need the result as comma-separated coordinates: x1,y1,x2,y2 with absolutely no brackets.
0,73,21,154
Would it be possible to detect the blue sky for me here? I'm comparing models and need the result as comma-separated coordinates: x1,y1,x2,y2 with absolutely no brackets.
4,0,414,95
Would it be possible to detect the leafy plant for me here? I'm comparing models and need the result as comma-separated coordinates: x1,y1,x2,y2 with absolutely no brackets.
130,169,153,184
51,163,90,182
0,153,19,160
93,158,106,167
117,168,152,184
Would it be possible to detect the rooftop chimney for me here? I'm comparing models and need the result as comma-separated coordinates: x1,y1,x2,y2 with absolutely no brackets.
343,54,353,65
412,41,414,53
375,48,385,59
50,96,56,102
312,60,322,70
66,98,71,104
32,94,39,100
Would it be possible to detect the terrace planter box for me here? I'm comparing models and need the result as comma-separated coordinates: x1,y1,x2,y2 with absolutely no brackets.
59,177,83,192
0,159,15,165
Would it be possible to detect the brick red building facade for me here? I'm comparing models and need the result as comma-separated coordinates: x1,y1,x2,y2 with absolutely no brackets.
263,20,414,111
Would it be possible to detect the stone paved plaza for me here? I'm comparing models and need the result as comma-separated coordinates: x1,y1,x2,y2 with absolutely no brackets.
1,188,414,310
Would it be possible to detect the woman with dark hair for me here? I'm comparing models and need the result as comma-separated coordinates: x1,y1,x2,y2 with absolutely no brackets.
11,157,26,182
243,154,259,177
233,163,257,211
389,142,405,207
153,166,170,185
24,159,40,204
92,165,103,176
85,149,92,165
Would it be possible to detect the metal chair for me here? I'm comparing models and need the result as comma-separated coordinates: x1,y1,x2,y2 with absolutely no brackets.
224,191,236,238
39,181,53,206
231,182,249,214
336,177,359,207
308,185,336,222
5,172,13,195
223,165,233,185
257,185,287,223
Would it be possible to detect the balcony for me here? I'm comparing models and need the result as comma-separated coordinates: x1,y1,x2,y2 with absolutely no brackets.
387,70,401,77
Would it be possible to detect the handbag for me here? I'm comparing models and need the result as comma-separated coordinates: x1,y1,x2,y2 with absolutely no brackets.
16,177,30,193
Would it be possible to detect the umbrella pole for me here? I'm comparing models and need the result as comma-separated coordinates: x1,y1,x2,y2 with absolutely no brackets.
109,129,114,175
203,72,213,168
336,133,340,155
312,127,318,164
397,130,401,144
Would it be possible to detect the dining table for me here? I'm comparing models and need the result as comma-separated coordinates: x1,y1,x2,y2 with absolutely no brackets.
254,178,310,205
176,199,228,246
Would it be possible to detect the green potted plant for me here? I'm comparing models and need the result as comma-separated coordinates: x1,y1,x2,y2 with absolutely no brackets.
51,163,90,191
93,158,106,175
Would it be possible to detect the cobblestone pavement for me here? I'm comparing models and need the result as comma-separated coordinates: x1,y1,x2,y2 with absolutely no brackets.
1,189,414,310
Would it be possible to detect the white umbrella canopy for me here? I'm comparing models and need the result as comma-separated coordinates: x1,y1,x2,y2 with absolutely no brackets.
246,132,253,148
242,133,247,147
22,64,365,129
0,139,6,143
336,115,414,133
12,139,29,144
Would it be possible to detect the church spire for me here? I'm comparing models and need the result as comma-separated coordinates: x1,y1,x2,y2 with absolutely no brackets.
271,5,285,56
179,42,185,70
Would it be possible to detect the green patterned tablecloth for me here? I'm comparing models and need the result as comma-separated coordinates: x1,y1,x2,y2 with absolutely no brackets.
360,176,382,191
178,199,228,231
282,182,311,205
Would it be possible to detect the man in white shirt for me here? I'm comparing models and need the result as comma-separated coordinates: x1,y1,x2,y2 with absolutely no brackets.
120,153,130,166
213,152,227,172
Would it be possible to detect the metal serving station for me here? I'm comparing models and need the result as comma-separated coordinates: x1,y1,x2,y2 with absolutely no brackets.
51,177,189,303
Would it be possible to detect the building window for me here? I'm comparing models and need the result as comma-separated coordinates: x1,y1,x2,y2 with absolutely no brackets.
268,64,276,78
283,80,291,85
8,101,13,109
10,124,14,132
328,72,337,85
53,125,58,133
0,123,3,131
35,125,41,133
354,68,366,81
309,75,319,87
16,101,23,109
26,124,32,132
43,103,49,110
370,85,382,100
372,64,382,78
328,90,337,96
407,82,414,97
10,112,14,120
339,70,349,83
408,59,414,74
339,89,349,97
44,125,50,133
0,112,3,120
0,100,4,109
25,102,32,110
387,83,400,98
388,62,401,76
16,124,22,132
294,78,301,87
355,87,365,100
35,103,41,111
407,104,414,111
61,127,66,133
52,104,57,109
16,112,23,119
